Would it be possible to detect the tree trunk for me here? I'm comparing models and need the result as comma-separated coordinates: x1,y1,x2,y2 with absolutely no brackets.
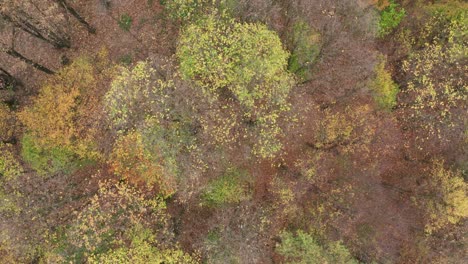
5,49,54,74
0,67,13,79
56,0,96,34
1,12,70,49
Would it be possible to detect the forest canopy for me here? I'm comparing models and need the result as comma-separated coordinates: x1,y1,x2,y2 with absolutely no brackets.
0,0,466,263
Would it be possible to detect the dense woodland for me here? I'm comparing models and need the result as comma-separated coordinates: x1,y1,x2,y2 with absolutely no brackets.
0,0,467,263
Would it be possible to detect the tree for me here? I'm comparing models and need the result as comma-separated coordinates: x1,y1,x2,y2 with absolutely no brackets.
397,6,466,156
0,23,55,74
18,53,115,174
44,181,197,263
110,128,177,197
0,66,16,90
177,13,295,158
276,230,358,264
1,46,54,74
104,61,172,133
287,20,322,83
105,61,197,197
417,160,468,234
54,0,96,34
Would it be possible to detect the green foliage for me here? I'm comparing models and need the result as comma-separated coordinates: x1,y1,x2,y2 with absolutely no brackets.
118,13,133,31
162,0,210,21
288,20,321,82
21,133,90,176
119,53,133,65
370,55,399,111
201,167,251,207
203,228,240,263
420,160,468,234
378,0,406,37
276,230,358,264
177,14,292,109
177,14,294,158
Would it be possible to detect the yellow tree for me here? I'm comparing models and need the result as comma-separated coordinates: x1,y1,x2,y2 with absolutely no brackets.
19,52,115,174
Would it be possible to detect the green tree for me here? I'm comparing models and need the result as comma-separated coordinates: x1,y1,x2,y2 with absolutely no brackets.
276,230,359,264
177,13,295,158
378,0,406,37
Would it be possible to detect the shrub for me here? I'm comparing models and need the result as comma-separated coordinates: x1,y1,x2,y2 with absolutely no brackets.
118,13,133,31
276,230,358,264
21,133,90,176
0,143,22,214
88,225,199,264
378,0,406,37
313,105,376,153
0,103,16,143
288,20,321,82
162,0,210,21
370,55,399,111
201,167,251,207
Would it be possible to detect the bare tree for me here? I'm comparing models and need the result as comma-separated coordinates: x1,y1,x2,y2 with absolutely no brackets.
0,27,54,74
0,0,71,48
54,0,96,34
